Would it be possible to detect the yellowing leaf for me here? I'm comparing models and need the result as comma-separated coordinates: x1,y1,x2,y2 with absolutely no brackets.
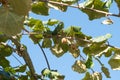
101,66,111,78
76,38,91,47
42,38,52,48
83,42,108,56
96,47,111,57
51,44,65,57
82,72,102,80
68,44,80,58
41,68,51,77
108,52,120,70
41,68,65,79
92,72,102,80
82,72,92,80
72,60,87,73
0,7,24,35
102,19,113,25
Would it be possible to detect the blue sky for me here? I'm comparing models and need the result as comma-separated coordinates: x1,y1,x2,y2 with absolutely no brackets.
8,2,120,80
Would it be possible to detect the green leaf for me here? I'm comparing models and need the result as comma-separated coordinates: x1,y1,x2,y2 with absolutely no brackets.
4,67,16,75
108,50,120,70
27,18,45,30
15,65,27,73
8,0,31,15
91,33,112,42
0,57,10,68
0,34,8,42
85,55,93,69
0,7,24,36
32,2,49,15
42,38,52,48
28,18,45,43
0,45,12,58
32,21,44,31
64,26,81,33
101,66,111,78
80,0,108,20
72,26,81,32
29,33,43,44
72,60,87,73
103,0,113,8
26,18,39,27
52,22,64,35
63,26,81,37
18,75,28,80
46,19,59,26
115,0,120,10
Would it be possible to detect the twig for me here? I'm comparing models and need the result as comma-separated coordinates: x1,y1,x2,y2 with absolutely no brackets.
107,44,120,50
40,0,120,17
12,54,24,65
9,36,38,80
93,56,104,67
90,68,95,73
37,43,51,70
79,54,86,61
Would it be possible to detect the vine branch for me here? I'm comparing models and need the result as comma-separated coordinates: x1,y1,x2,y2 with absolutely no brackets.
37,43,51,70
40,0,120,17
93,56,104,67
22,28,51,70
9,36,38,80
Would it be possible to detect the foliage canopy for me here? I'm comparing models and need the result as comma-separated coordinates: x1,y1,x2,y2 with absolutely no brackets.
0,0,120,80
